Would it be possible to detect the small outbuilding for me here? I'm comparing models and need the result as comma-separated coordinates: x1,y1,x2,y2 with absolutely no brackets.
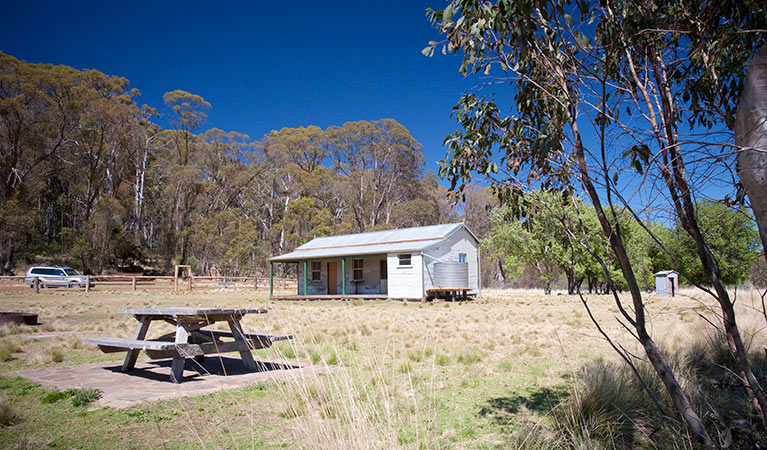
268,223,481,300
655,270,679,297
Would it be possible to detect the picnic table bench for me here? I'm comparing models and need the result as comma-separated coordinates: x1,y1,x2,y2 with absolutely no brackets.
86,307,292,383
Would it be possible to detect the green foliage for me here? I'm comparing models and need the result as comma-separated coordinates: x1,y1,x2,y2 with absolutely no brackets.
669,202,760,286
42,388,102,407
483,190,656,294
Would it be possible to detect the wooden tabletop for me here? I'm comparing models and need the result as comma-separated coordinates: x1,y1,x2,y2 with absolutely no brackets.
118,307,267,316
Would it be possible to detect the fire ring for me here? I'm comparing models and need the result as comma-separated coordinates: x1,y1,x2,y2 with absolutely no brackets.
0,312,38,326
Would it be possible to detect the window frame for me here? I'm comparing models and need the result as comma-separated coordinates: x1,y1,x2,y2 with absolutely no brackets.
352,258,364,281
398,253,412,267
310,261,321,282
458,253,467,263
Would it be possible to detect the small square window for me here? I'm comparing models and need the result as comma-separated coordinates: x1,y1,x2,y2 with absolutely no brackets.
311,261,321,281
398,254,412,266
353,258,364,281
458,253,466,263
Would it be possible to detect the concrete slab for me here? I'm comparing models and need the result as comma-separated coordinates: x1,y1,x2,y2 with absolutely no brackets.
17,356,324,408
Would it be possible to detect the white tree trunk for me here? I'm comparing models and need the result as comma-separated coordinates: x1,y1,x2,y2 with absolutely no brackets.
736,47,767,255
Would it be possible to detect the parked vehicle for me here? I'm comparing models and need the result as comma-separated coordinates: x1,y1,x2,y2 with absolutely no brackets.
24,266,93,288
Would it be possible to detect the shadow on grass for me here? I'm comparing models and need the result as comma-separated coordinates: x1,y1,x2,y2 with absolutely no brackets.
104,356,300,383
479,384,569,425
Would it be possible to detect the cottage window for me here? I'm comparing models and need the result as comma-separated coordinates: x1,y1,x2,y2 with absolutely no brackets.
353,258,364,281
398,254,412,267
458,253,466,263
311,261,321,281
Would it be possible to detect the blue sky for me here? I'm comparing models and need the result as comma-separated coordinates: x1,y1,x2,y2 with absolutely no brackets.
1,1,485,178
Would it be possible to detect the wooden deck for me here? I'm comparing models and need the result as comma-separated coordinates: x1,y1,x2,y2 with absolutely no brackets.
270,294,391,301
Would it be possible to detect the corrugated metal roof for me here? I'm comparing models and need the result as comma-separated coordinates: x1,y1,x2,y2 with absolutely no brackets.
654,270,678,276
269,223,468,262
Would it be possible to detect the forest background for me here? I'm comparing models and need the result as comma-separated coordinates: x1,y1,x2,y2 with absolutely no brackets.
0,52,761,292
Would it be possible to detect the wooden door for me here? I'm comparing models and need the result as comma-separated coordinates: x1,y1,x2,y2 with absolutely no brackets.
327,262,337,295
379,259,388,293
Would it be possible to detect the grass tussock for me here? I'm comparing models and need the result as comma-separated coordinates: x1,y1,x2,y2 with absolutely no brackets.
0,339,22,362
507,331,767,449
0,396,20,426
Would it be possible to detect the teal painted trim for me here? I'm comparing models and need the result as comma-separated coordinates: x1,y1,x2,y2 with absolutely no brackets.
421,255,425,298
269,262,273,296
341,258,346,295
303,260,308,296
270,254,388,264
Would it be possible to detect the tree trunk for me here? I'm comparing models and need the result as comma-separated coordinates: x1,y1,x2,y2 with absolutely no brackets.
736,47,767,260
568,107,715,448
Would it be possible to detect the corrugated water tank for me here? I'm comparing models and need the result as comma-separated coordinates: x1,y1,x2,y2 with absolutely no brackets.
433,261,469,288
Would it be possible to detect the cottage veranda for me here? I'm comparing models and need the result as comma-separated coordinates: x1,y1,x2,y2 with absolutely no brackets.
268,223,480,300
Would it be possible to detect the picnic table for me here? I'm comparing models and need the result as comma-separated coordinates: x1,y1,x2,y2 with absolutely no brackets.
86,307,291,383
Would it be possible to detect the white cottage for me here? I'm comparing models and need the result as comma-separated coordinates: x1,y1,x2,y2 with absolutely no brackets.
268,223,480,300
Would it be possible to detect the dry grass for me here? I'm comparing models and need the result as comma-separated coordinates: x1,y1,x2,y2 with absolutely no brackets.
0,286,764,448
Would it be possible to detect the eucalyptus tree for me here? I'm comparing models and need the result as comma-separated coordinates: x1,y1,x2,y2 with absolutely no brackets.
258,126,326,252
153,90,211,268
736,48,767,260
0,53,148,273
328,119,424,231
427,0,766,444
484,191,599,294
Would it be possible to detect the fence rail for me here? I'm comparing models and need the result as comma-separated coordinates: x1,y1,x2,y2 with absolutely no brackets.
0,275,297,293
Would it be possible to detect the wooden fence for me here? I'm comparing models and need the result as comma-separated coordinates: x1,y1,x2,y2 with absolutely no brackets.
0,275,297,293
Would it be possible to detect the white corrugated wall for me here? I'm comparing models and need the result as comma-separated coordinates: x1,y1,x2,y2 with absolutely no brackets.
422,227,479,293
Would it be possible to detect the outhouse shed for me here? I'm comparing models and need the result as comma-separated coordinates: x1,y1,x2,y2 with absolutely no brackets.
268,223,481,300
655,270,679,297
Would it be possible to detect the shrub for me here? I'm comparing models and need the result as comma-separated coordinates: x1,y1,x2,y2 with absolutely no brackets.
70,388,101,407
41,388,101,407
42,391,70,404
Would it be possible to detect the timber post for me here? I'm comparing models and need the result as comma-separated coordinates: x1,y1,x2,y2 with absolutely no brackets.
269,262,273,296
34,276,39,293
341,258,346,295
132,276,137,292
85,277,90,293
303,260,307,296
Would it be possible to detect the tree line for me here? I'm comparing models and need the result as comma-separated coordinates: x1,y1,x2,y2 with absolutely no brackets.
0,52,453,276
484,190,761,295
